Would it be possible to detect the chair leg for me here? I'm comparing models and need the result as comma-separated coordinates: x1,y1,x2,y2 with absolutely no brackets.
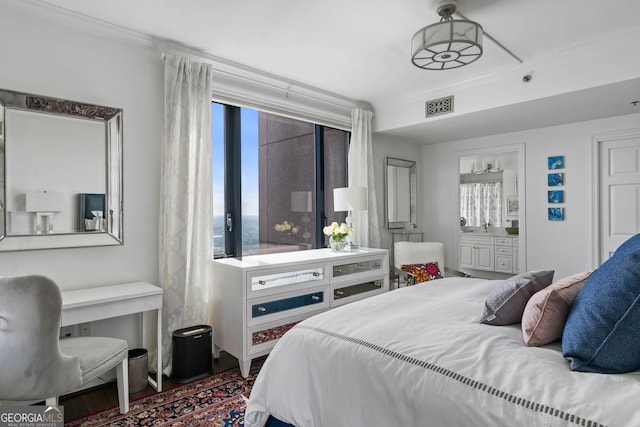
116,358,129,414
45,397,58,406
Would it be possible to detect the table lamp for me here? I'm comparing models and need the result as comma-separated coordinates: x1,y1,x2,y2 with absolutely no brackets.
25,191,64,234
333,187,367,249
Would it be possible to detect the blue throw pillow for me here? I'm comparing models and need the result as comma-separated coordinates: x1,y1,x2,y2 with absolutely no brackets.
562,233,640,373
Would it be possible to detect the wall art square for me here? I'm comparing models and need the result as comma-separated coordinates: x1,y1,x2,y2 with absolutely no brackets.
548,173,564,186
548,207,564,221
548,190,564,203
548,156,564,170
506,197,519,215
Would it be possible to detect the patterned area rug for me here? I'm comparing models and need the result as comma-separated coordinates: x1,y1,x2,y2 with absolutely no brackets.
66,359,263,426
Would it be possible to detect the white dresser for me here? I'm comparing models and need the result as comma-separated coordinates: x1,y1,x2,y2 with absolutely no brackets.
211,248,389,377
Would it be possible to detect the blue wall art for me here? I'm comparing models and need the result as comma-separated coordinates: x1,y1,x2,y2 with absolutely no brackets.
548,190,564,203
548,173,564,186
548,207,564,221
548,156,564,170
547,155,565,220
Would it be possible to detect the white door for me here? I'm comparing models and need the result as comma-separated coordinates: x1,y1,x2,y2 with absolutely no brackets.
599,135,640,264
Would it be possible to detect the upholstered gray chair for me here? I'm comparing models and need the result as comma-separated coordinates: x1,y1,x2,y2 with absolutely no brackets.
0,275,129,414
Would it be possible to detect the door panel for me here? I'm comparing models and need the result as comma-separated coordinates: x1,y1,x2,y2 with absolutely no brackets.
476,245,495,271
600,136,640,263
460,244,474,269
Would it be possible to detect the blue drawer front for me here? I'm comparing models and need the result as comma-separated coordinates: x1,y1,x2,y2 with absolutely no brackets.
252,291,323,318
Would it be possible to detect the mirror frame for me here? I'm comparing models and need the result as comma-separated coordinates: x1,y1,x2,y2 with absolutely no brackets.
384,156,417,229
0,88,123,251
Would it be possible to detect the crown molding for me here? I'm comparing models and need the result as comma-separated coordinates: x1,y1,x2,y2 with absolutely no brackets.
2,0,154,47
3,0,369,128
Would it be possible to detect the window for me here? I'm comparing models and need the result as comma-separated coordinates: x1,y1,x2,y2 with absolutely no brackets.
213,102,349,257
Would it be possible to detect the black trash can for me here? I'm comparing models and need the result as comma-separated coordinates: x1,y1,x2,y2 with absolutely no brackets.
170,324,213,383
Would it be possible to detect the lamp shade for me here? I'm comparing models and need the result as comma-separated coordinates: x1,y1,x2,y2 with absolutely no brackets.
333,187,367,212
25,191,64,212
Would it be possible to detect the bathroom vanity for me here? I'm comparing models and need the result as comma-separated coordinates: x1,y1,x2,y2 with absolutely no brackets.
459,232,519,275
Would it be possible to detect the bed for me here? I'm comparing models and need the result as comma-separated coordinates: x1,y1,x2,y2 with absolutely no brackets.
245,276,640,427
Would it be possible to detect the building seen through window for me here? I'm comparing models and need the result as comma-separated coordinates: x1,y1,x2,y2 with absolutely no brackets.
212,102,348,257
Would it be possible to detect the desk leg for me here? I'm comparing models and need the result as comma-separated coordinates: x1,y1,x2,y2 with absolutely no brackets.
157,308,162,391
156,308,162,391
147,308,163,392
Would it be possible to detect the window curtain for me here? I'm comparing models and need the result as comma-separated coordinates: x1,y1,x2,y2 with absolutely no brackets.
348,109,381,248
460,182,503,227
158,54,214,374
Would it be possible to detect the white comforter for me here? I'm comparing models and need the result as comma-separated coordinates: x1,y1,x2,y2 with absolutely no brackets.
245,277,640,427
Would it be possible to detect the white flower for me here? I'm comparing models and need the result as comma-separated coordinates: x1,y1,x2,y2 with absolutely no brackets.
322,222,352,239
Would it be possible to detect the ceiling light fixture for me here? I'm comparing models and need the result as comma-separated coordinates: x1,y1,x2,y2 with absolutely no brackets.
411,0,483,70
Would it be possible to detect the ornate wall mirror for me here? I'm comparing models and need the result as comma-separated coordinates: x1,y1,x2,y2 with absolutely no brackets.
0,89,123,251
384,157,417,229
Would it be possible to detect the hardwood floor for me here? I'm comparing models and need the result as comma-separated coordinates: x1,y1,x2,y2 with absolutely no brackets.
60,351,239,423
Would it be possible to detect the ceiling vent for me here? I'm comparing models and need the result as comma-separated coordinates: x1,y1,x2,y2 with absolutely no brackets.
425,96,454,118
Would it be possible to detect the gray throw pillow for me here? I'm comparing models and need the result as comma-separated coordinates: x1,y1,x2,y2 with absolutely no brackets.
480,270,555,325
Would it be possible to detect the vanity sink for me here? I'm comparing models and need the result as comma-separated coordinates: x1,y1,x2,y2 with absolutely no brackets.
460,229,514,237
462,231,496,236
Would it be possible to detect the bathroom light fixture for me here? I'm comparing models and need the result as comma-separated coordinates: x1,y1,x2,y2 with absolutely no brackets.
411,0,483,70
471,160,501,174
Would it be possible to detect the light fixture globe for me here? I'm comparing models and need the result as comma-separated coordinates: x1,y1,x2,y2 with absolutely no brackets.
411,1,483,70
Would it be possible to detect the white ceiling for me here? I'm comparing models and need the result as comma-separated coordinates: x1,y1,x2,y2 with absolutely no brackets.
26,0,640,142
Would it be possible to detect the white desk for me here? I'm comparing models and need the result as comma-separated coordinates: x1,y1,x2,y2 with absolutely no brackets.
61,282,164,391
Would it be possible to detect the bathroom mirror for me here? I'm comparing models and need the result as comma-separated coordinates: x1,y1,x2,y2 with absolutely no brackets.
457,144,526,275
0,88,123,251
459,152,518,231
384,157,417,229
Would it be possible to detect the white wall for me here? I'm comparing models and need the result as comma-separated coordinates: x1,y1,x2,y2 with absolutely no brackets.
371,134,422,250
422,112,640,279
0,8,163,344
375,31,640,134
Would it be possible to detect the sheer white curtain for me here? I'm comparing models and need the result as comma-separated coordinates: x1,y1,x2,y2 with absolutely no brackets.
159,54,214,374
460,182,503,227
348,108,381,248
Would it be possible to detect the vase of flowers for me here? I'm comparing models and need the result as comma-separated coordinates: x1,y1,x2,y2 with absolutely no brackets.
323,222,352,252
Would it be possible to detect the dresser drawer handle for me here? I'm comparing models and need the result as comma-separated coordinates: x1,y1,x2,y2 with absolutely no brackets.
374,280,382,287
373,262,381,268
335,268,343,273
258,280,266,286
335,290,344,296
257,306,267,312
311,295,320,301
312,272,320,277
